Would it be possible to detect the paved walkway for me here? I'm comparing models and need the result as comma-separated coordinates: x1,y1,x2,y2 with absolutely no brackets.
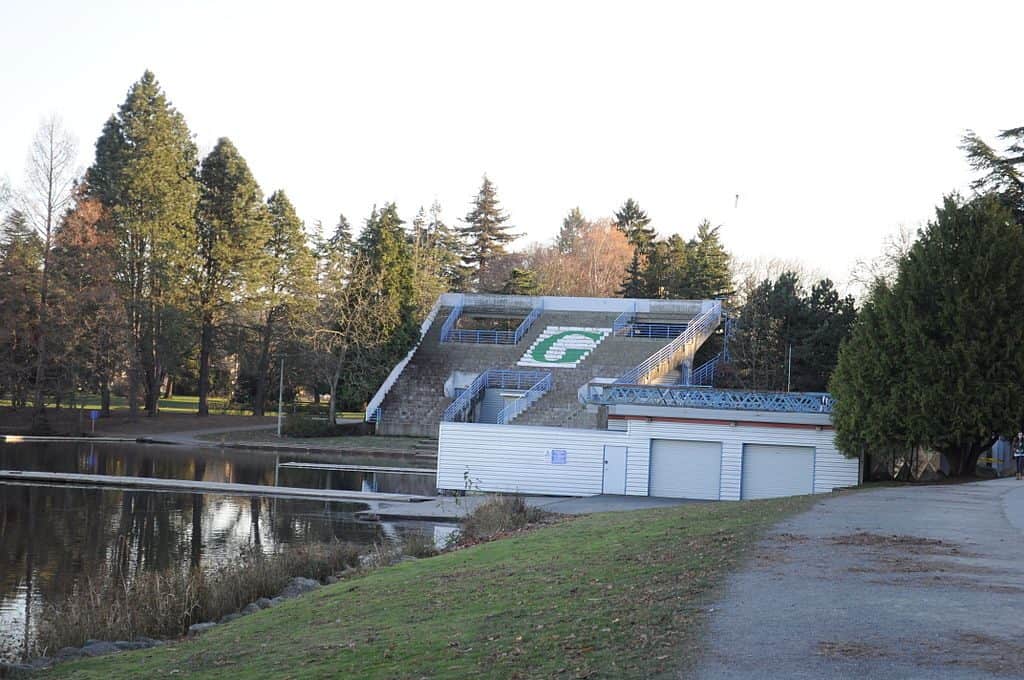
364,494,695,520
693,478,1024,679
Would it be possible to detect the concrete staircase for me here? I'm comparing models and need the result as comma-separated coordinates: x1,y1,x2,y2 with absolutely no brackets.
512,335,670,429
375,309,620,437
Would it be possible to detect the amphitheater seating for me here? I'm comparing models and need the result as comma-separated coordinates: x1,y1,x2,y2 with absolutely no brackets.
374,303,700,437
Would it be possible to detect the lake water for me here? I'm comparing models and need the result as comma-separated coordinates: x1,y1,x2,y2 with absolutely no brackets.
0,441,450,662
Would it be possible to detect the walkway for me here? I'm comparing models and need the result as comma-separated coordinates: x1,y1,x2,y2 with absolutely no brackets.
693,478,1024,679
363,494,695,521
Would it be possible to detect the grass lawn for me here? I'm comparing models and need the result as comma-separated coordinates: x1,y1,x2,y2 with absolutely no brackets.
0,395,249,415
0,395,365,419
44,495,814,679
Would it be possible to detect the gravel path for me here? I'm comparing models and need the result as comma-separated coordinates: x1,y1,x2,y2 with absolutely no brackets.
693,478,1024,679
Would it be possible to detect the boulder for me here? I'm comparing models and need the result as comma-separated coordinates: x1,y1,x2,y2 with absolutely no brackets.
278,577,320,599
255,597,273,609
219,613,243,624
56,647,84,659
80,641,120,657
241,603,262,616
187,622,217,638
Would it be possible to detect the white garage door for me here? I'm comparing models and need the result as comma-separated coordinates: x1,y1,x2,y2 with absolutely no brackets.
649,439,722,500
741,444,814,500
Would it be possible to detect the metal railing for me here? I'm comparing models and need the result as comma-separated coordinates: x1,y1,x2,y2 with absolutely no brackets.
690,353,720,386
496,372,553,424
617,301,722,385
442,369,553,422
581,384,834,414
441,301,543,344
627,322,688,338
439,304,464,343
364,298,444,423
612,309,633,336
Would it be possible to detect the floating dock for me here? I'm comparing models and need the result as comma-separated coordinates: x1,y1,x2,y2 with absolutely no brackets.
0,470,433,504
277,462,435,475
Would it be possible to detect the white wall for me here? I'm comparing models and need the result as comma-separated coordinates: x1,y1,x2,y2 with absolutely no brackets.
622,419,859,499
437,293,710,315
437,422,624,496
437,417,860,499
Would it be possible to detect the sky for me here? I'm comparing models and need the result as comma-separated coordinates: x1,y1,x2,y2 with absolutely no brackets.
2,0,1022,292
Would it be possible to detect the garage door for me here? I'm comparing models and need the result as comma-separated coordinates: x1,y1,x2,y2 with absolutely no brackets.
741,444,814,500
649,439,722,500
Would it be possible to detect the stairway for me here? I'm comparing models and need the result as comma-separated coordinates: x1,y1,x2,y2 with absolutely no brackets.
517,326,612,368
375,310,619,437
512,336,669,429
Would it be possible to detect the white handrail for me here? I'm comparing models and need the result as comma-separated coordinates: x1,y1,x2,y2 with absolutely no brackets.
364,298,443,422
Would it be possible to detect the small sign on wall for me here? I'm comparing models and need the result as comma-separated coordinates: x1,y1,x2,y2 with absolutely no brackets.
549,449,567,464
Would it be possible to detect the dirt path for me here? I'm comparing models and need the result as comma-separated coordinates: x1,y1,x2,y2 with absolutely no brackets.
692,478,1024,679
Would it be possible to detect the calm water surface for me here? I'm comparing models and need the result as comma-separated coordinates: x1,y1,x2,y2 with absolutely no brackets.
0,441,449,661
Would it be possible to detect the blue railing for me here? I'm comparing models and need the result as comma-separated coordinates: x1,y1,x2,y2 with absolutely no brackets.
442,369,553,422
496,372,553,424
439,304,464,343
690,353,720,386
441,302,543,344
515,303,544,343
612,309,633,336
629,322,688,338
582,384,834,414
618,302,722,385
612,308,686,339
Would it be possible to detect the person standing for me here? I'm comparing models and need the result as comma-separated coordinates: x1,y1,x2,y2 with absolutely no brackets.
1015,432,1024,480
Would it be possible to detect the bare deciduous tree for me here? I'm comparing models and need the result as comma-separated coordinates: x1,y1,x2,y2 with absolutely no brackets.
22,116,79,417
310,256,390,423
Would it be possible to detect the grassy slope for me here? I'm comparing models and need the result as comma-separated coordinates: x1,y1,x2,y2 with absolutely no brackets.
46,496,813,680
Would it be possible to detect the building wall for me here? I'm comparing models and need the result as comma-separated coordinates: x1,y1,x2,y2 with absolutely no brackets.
437,422,625,496
437,417,860,499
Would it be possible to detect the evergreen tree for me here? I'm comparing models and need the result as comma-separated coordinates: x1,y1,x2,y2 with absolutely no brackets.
251,190,316,417
501,267,540,295
460,175,516,291
328,213,353,253
685,221,732,298
0,211,43,407
615,198,655,298
614,198,654,246
86,71,199,415
194,138,270,416
427,200,464,288
557,207,587,254
833,194,1024,477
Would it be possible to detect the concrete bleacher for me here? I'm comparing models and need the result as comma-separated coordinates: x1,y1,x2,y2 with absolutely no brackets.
373,298,703,436
375,308,625,437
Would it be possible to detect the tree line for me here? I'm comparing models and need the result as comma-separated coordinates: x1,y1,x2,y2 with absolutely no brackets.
831,125,1024,476
0,71,857,425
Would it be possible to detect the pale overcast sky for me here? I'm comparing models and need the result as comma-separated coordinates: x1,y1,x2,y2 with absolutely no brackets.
2,0,1021,290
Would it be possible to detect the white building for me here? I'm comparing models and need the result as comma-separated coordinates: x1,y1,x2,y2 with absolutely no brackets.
367,293,860,500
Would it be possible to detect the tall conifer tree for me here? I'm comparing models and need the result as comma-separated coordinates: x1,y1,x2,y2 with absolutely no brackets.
87,71,199,415
193,138,270,415
460,175,515,291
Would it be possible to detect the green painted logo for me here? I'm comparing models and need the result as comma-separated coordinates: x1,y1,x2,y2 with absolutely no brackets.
530,330,605,364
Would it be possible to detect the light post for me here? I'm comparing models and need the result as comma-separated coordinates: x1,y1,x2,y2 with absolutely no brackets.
277,355,285,438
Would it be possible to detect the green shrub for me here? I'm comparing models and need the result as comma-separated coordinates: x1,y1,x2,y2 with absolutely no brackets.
281,415,371,438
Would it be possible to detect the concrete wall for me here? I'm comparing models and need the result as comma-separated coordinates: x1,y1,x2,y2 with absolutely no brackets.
438,293,710,316
437,416,860,499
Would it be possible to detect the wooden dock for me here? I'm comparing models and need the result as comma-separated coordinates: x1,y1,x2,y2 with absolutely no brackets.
0,470,433,503
277,462,436,475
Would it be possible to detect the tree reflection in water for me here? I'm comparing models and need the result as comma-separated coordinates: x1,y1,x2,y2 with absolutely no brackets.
0,440,441,661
